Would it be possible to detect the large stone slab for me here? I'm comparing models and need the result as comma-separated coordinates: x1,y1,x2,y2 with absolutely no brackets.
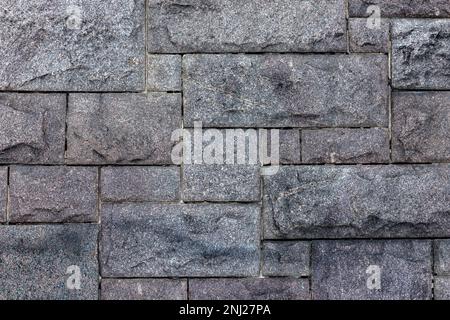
392,92,450,162
263,165,450,239
148,0,346,53
66,93,181,164
184,54,388,127
9,166,98,223
100,203,260,277
392,20,450,89
0,167,6,222
0,225,99,300
0,93,65,164
189,278,310,300
101,279,187,300
349,0,450,17
311,240,432,300
0,0,145,91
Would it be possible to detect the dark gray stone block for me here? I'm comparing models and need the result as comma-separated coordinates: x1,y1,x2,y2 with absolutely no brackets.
101,279,187,300
435,240,450,275
262,242,310,277
349,18,390,52
349,0,450,17
434,277,450,300
148,55,182,91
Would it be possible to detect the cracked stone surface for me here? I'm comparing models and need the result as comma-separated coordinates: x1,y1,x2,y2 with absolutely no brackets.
101,279,187,300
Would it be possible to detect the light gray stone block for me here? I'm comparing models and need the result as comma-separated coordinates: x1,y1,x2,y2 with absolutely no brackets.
101,279,187,300
148,55,182,91
262,242,310,277
349,18,390,52
434,277,450,300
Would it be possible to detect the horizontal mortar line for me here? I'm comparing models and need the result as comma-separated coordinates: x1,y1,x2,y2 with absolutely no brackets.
3,164,181,167
3,222,99,226
181,126,389,130
264,237,450,241
350,16,450,19
3,163,450,167
392,88,450,92
0,90,147,94
262,162,450,166
100,276,310,280
152,52,385,55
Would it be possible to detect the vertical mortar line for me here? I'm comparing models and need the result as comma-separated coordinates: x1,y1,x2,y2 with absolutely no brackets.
345,0,350,54
308,241,313,299
299,129,302,163
65,93,69,155
97,166,102,300
187,278,190,300
144,0,149,95
431,240,436,300
388,22,393,163
6,166,10,224
258,166,264,278
180,54,185,204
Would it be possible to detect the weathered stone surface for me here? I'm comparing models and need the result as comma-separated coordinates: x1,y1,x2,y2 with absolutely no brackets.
392,20,450,89
392,92,450,163
100,203,260,277
0,168,6,222
0,0,145,91
148,0,346,53
311,240,432,300
263,165,450,239
266,129,301,165
148,55,182,91
0,224,98,300
101,166,180,202
9,166,98,223
189,278,310,300
101,279,187,300
184,54,388,127
349,0,450,17
0,93,65,164
262,242,310,277
434,277,450,300
435,240,450,275
66,93,181,164
349,18,389,52
302,128,390,164
182,165,260,202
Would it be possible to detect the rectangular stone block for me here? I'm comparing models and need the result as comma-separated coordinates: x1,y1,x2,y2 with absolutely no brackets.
0,0,144,91
349,18,389,53
101,279,187,300
66,93,181,164
0,225,98,300
434,277,450,300
264,129,301,165
392,92,450,163
311,240,432,300
182,165,260,202
302,128,390,164
263,165,450,239
262,242,310,277
184,54,388,128
101,166,180,202
100,203,260,277
0,167,6,222
435,240,450,275
9,166,98,223
148,55,182,91
0,93,65,164
392,20,450,89
148,0,346,53
349,0,450,17
189,278,310,300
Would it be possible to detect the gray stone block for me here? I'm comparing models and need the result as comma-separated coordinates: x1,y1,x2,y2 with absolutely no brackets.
184,54,388,128
392,92,450,162
182,164,260,202
101,166,180,202
9,166,98,223
311,240,432,300
435,240,450,275
262,242,310,277
0,93,65,164
302,128,390,164
349,0,450,17
189,278,310,300
66,93,181,164
349,18,390,52
148,55,182,91
266,129,301,165
392,20,450,89
101,279,187,300
148,0,346,53
434,277,450,300
0,224,99,300
100,203,260,277
263,165,450,239
0,167,6,222
0,0,144,91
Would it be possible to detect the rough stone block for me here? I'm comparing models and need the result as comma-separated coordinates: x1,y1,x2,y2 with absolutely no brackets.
0,225,99,300
184,54,388,127
148,55,182,91
148,0,346,53
311,240,432,300
9,166,98,223
0,0,145,91
189,278,310,300
263,165,450,239
101,166,180,202
66,93,181,164
392,92,450,162
0,167,6,222
182,165,260,202
392,20,450,89
101,279,187,300
262,242,310,277
349,0,450,17
100,203,260,277
266,129,301,165
435,240,450,275
0,93,65,164
302,128,390,164
349,18,390,52
434,277,450,300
